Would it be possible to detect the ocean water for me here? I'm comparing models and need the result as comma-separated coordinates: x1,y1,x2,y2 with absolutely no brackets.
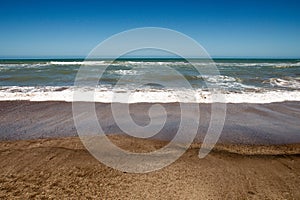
0,58,300,103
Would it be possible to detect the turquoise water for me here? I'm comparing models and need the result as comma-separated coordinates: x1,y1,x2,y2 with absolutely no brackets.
0,58,299,92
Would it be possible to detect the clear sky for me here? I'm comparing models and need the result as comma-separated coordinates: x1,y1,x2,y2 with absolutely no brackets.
1,0,300,58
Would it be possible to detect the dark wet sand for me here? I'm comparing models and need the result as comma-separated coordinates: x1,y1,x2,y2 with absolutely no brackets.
0,101,300,199
0,101,299,144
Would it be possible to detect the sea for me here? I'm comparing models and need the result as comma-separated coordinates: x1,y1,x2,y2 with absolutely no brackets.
0,58,300,103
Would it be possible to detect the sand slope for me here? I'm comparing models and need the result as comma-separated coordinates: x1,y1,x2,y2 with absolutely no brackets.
1,135,300,199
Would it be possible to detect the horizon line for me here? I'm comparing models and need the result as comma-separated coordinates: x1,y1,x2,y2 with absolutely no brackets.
0,56,300,60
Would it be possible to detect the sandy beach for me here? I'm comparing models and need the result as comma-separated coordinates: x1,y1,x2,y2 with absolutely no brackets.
0,135,300,199
0,101,300,199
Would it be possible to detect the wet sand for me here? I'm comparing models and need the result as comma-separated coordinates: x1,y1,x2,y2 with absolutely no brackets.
0,101,299,144
0,101,300,199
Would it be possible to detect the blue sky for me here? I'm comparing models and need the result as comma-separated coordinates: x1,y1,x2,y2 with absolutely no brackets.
1,0,300,58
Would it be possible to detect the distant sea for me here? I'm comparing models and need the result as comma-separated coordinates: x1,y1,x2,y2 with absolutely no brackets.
0,58,299,103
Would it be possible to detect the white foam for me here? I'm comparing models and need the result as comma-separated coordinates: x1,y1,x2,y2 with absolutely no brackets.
269,78,300,89
201,75,257,90
273,62,300,68
1,61,299,69
215,62,300,68
111,69,138,75
221,91,300,103
0,86,299,103
0,63,49,68
49,61,108,65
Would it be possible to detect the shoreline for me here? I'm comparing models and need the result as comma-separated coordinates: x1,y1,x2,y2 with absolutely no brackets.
2,135,300,156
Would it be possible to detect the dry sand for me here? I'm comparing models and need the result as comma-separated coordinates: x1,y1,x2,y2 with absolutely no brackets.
1,135,300,199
